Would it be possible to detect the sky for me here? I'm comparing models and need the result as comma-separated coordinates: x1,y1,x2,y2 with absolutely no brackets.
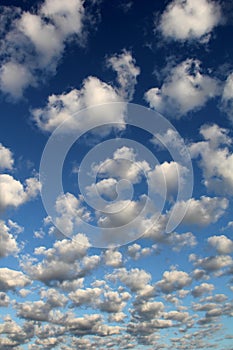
1,0,233,349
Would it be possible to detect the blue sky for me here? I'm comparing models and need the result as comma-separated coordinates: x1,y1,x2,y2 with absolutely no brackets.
1,0,233,349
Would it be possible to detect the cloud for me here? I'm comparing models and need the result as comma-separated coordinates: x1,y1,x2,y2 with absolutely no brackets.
145,59,220,118
208,235,233,254
220,72,233,121
172,196,228,226
190,124,233,194
0,174,41,211
158,0,222,42
156,270,192,293
32,77,126,133
0,220,20,258
104,249,123,267
0,0,86,98
108,268,152,292
0,268,30,291
191,282,215,297
190,254,233,272
0,143,14,170
107,50,140,100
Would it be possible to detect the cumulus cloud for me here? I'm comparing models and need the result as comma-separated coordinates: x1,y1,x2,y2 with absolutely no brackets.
145,59,220,118
0,174,41,212
190,124,233,194
104,249,123,267
108,268,152,292
191,282,215,298
208,235,233,255
107,50,140,100
0,220,20,258
156,270,192,293
0,268,30,291
220,72,233,121
0,0,86,98
0,143,14,170
159,0,222,42
172,196,228,226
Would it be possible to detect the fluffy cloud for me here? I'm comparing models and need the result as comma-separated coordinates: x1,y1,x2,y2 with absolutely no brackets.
0,268,30,291
107,50,140,100
208,235,233,255
156,270,192,293
0,174,41,212
108,268,152,292
159,0,222,42
190,254,233,272
0,220,20,258
32,77,126,133
0,143,14,170
191,283,215,298
221,72,233,121
190,124,233,194
172,196,228,226
0,0,86,98
53,192,90,237
104,249,123,267
145,59,220,118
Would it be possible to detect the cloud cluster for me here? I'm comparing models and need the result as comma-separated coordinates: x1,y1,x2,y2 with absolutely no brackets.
0,0,86,98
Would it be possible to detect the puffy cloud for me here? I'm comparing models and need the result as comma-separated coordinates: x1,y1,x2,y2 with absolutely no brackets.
0,143,14,170
172,196,228,226
191,283,215,298
145,59,220,118
23,233,92,284
0,292,10,307
190,254,233,272
99,290,130,313
91,146,150,184
53,192,90,237
108,268,152,292
107,50,140,100
132,300,164,321
0,268,30,291
190,124,233,194
221,72,233,121
0,220,20,258
159,0,222,42
0,174,41,211
32,77,126,133
68,287,102,306
148,161,189,201
156,270,192,293
104,249,123,267
127,243,154,260
208,235,233,254
0,0,86,98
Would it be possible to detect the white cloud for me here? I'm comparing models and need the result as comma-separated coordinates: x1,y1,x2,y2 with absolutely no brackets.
148,161,188,201
159,0,222,42
32,77,126,133
104,249,123,267
108,268,152,292
0,143,14,170
208,235,233,254
172,196,228,226
190,124,233,194
54,192,90,237
191,282,215,297
107,50,140,100
190,254,233,272
0,268,30,291
156,270,192,293
0,0,86,98
0,220,20,258
145,59,220,118
0,174,41,211
0,61,34,99
221,72,233,121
